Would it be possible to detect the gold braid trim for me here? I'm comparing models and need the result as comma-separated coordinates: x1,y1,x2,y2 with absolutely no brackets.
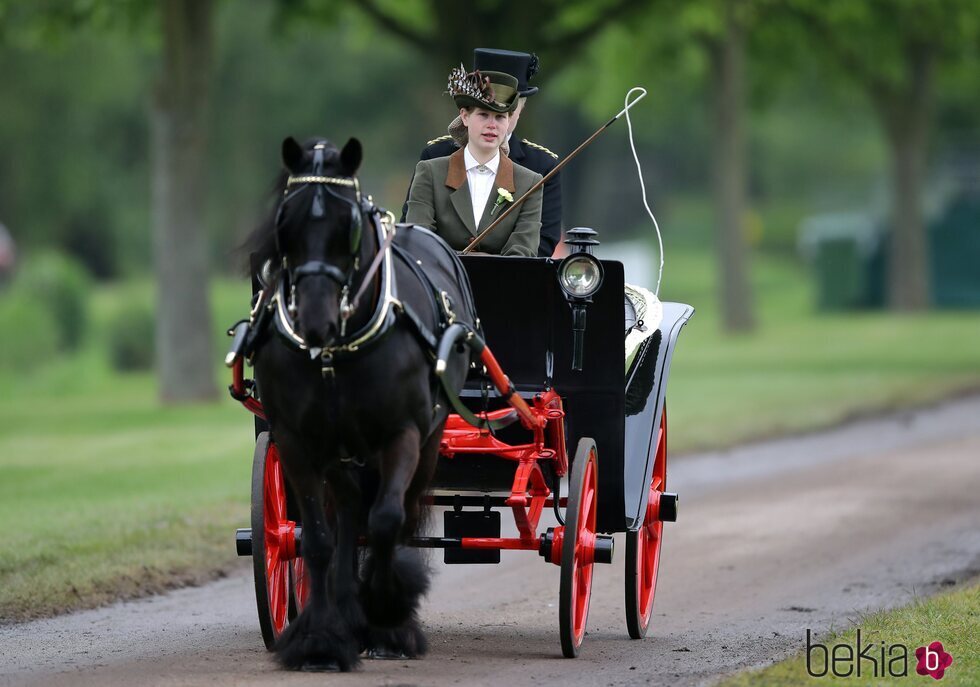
426,134,453,146
521,139,558,159
286,175,356,187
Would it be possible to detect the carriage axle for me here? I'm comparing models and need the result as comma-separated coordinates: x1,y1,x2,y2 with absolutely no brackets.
646,491,679,523
234,525,614,565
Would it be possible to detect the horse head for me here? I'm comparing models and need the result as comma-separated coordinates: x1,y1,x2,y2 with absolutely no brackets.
274,136,367,348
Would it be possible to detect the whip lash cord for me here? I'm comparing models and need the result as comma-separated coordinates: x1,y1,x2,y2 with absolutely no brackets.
464,85,665,281
620,87,665,297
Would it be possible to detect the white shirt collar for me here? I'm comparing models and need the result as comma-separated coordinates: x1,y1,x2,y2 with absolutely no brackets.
464,147,500,175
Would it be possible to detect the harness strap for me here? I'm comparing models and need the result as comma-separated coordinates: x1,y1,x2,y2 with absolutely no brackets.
432,323,518,432
293,260,347,285
347,212,397,315
390,241,463,350
224,286,274,366
394,299,440,352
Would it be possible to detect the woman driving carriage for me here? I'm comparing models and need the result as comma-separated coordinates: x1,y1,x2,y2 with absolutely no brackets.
405,67,542,256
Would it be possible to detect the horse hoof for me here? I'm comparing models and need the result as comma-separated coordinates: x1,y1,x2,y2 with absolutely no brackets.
365,648,411,660
298,660,343,672
361,615,428,660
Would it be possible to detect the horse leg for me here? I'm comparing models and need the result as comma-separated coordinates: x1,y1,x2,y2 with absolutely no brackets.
360,425,430,631
274,460,362,671
325,472,368,647
362,426,442,658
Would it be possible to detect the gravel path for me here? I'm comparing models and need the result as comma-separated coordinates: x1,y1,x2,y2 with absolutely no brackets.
2,396,979,686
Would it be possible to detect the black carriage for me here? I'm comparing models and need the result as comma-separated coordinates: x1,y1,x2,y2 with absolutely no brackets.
231,226,692,658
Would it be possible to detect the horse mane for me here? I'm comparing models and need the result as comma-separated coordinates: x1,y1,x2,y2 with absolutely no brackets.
240,168,289,277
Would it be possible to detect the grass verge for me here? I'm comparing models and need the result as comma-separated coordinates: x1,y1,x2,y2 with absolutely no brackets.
660,249,980,451
0,278,254,622
718,579,980,686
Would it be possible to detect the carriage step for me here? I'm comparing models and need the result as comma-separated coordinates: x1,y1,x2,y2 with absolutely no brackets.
659,493,679,522
443,510,501,564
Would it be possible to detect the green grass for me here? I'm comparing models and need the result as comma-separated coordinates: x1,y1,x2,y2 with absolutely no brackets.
0,278,255,622
659,248,980,451
719,581,980,686
2,258,980,621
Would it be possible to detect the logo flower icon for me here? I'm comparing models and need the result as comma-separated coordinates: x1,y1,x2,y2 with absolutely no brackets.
915,641,953,680
490,187,514,216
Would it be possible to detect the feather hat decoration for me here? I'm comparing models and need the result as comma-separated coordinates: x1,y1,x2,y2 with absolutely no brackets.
527,53,540,80
446,64,519,113
447,64,493,101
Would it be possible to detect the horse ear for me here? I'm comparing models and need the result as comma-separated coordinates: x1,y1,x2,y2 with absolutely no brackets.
340,138,362,176
282,137,304,173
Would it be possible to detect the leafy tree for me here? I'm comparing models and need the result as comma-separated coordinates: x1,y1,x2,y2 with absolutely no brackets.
0,4,151,279
0,0,218,401
278,0,653,83
785,0,980,310
704,0,756,331
554,0,760,332
151,0,217,401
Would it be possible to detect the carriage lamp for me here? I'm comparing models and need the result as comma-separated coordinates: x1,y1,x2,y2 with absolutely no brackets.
558,255,604,298
558,227,604,371
558,227,603,299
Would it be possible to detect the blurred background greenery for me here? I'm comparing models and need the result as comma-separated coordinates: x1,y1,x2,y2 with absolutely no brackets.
1,0,979,619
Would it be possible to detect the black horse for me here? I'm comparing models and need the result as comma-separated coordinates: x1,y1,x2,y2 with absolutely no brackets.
246,137,478,670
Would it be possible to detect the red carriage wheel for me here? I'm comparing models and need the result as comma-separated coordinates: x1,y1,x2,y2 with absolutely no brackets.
250,432,294,650
559,438,599,658
289,556,311,617
284,490,310,620
626,405,667,639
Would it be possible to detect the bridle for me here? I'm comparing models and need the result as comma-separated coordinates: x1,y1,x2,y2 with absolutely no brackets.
278,143,365,277
276,142,374,331
254,141,470,381
270,142,398,363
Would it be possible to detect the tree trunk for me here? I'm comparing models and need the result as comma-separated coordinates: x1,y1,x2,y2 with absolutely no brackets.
875,44,934,311
151,0,217,402
709,0,755,332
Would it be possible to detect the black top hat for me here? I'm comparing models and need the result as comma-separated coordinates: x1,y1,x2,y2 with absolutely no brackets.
473,48,539,97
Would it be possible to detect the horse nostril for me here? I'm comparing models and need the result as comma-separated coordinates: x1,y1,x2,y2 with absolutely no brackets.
303,328,324,348
303,323,337,348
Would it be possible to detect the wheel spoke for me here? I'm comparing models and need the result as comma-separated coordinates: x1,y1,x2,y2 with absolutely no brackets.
273,562,289,630
626,406,668,639
561,440,598,657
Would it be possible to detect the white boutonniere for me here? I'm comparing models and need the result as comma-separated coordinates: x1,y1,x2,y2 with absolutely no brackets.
490,187,514,216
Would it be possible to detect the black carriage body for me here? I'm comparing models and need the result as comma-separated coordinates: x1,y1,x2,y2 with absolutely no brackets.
432,256,627,533
623,300,694,531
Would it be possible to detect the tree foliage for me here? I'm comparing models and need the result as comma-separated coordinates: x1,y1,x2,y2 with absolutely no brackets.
278,0,652,77
0,0,154,47
784,0,980,309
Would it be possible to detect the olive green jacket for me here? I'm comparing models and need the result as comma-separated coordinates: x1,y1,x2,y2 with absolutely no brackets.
405,148,542,256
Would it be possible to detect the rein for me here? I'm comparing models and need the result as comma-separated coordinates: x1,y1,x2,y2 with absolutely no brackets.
260,144,463,379
347,214,397,317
